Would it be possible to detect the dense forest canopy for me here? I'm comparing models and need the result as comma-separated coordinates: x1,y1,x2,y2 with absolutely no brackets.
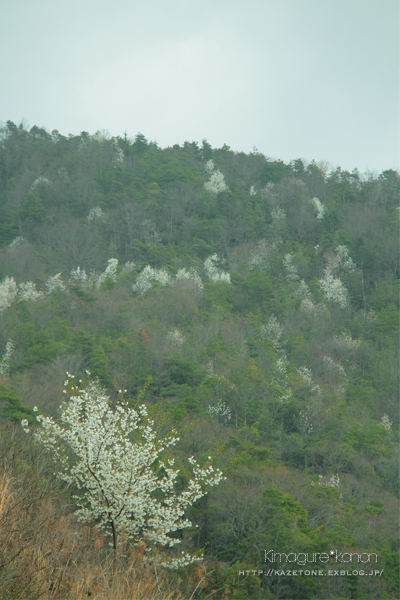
0,120,398,599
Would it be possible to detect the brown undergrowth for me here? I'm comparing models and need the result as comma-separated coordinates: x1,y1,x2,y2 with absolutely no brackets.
0,425,186,600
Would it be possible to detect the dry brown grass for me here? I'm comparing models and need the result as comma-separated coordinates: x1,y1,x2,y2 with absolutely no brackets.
0,418,191,600
0,469,185,599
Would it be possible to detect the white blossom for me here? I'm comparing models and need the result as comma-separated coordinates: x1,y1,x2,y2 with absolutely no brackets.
30,176,51,191
0,340,14,376
27,377,225,562
276,356,289,373
45,273,66,294
319,246,355,308
18,281,45,302
294,280,319,314
142,220,161,244
166,329,185,349
204,159,215,173
271,207,286,221
207,400,231,423
94,258,119,289
132,266,172,294
299,406,314,435
270,348,293,403
311,197,325,220
7,236,27,252
162,553,202,569
249,185,256,196
260,315,283,349
318,474,341,492
121,261,135,274
380,414,392,431
319,269,349,308
325,245,356,274
297,367,323,399
70,259,119,291
334,331,361,349
203,254,231,283
57,167,70,183
204,170,228,195
262,182,277,201
250,238,281,270
21,419,30,433
311,384,323,399
174,268,204,296
283,253,300,281
69,266,88,288
87,206,105,223
322,355,346,376
205,360,214,378
297,366,313,386
301,298,318,315
294,280,311,300
0,277,18,313
336,245,356,272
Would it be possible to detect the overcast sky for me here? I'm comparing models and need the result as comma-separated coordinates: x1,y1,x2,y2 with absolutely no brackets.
1,0,398,173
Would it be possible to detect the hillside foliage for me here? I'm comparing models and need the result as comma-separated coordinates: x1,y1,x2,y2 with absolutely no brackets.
0,121,398,599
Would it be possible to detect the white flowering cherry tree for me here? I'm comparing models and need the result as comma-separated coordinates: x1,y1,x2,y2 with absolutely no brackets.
22,375,224,566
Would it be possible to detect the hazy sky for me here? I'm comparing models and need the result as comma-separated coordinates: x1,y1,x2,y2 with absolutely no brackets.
1,0,398,173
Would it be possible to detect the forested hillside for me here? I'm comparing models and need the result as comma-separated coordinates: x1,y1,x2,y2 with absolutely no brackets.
0,121,398,599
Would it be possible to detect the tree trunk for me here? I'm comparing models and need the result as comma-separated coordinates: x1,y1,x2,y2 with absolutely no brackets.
111,518,117,551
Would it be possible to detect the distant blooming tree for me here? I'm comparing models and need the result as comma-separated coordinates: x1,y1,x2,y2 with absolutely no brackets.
45,273,66,295
70,259,119,291
0,340,14,376
379,414,392,431
166,329,185,350
299,405,314,435
326,245,356,274
297,366,322,399
142,220,161,244
314,474,341,493
204,160,215,173
94,258,118,288
297,366,313,386
30,176,51,191
249,238,281,270
203,254,231,283
260,315,283,349
0,277,18,314
283,253,300,281
310,197,325,220
271,207,286,221
18,281,45,302
319,269,349,308
203,161,228,195
121,261,135,274
318,246,356,309
322,355,346,377
86,206,105,223
260,316,293,402
7,236,27,252
22,376,224,567
132,266,172,294
133,266,204,297
69,266,89,288
174,268,204,296
207,399,231,424
0,272,69,314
